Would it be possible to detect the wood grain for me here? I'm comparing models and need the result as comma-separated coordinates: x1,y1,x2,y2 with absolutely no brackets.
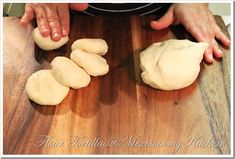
3,15,230,154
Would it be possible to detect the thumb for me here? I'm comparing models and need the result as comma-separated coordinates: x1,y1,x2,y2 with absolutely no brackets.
150,7,174,30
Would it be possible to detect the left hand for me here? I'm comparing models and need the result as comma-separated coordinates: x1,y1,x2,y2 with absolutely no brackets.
150,3,230,63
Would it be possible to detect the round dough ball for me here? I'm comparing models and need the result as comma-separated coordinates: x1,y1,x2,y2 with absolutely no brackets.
70,49,109,76
26,70,70,105
71,38,108,55
140,39,208,90
32,27,69,50
51,56,91,89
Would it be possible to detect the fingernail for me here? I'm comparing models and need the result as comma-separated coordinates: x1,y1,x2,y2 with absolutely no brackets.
209,54,214,61
41,29,50,37
218,49,223,55
62,30,68,36
53,33,61,41
42,29,49,33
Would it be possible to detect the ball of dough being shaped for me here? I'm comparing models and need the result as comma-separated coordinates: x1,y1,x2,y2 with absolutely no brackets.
71,38,108,55
26,70,70,105
70,49,109,76
51,56,91,89
140,39,209,90
32,27,69,50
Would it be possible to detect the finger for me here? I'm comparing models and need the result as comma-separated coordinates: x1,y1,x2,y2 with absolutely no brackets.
69,3,88,11
57,4,70,36
35,6,50,37
212,39,223,58
20,4,35,25
44,4,62,41
190,28,214,63
150,7,174,30
204,46,214,63
214,25,230,46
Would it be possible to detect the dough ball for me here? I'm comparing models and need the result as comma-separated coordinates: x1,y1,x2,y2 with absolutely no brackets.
26,70,70,105
70,49,109,76
51,56,91,89
32,27,69,50
140,39,208,90
71,38,108,55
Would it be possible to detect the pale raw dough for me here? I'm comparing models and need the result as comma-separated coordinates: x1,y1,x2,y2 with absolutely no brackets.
70,49,109,76
71,38,108,55
26,70,70,105
51,56,91,89
32,27,69,50
140,39,208,90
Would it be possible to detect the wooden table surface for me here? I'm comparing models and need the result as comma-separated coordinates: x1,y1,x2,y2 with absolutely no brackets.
3,15,230,155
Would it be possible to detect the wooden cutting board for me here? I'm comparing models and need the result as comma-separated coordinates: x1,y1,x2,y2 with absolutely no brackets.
3,15,230,154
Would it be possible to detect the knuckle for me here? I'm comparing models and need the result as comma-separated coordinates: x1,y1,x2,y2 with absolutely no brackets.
206,32,213,40
212,39,218,45
192,28,206,41
24,9,32,14
60,18,69,26
59,13,69,19
47,14,59,22
214,24,222,32
219,31,226,38
24,12,32,17
189,26,198,35
36,14,45,21
206,49,212,55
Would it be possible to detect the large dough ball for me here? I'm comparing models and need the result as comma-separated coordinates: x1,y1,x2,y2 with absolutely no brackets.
71,38,108,55
26,70,70,105
70,49,109,76
140,39,208,90
51,56,91,89
32,27,69,50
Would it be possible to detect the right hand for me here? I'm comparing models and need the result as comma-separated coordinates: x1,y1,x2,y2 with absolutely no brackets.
20,3,88,41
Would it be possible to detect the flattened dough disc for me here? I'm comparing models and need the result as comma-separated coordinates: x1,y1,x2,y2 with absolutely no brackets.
26,70,70,105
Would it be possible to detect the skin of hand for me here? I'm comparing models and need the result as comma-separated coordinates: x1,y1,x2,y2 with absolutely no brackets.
150,3,230,63
20,3,88,41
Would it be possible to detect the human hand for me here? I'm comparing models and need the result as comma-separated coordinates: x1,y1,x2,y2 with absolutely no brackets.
150,3,230,63
20,3,88,41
